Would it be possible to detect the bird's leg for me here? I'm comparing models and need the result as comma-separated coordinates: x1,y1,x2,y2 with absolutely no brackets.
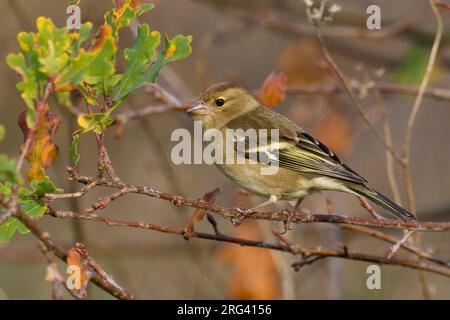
235,195,279,215
294,198,304,212
246,195,279,213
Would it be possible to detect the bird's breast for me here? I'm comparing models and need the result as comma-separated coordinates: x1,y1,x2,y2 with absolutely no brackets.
215,161,313,199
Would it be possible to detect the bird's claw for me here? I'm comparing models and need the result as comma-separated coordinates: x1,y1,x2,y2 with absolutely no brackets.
231,207,254,226
280,209,295,234
234,207,247,215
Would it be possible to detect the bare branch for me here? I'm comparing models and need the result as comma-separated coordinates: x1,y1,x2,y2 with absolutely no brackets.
67,169,450,232
46,208,450,278
13,210,134,300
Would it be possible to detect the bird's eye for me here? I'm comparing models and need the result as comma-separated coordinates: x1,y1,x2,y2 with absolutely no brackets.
215,98,225,107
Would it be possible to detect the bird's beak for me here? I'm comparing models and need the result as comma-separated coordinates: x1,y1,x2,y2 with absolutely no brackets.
187,101,209,115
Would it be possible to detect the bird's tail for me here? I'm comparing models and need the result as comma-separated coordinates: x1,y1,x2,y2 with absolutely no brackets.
349,186,416,221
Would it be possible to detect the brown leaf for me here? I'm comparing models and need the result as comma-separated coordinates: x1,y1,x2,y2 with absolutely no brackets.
259,72,287,108
19,103,60,181
183,188,221,238
67,247,89,290
91,24,113,52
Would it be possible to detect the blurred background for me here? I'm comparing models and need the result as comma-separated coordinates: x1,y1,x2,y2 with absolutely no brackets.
0,0,450,299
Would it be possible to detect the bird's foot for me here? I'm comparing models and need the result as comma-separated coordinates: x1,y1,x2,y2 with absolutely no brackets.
279,209,296,234
231,207,255,226
231,195,279,226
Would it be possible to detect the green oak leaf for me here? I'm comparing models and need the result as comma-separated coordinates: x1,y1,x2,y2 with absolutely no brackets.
113,23,160,102
114,33,192,105
30,175,63,196
105,1,155,36
0,181,12,195
69,22,93,60
6,53,38,127
77,112,114,133
0,199,46,242
0,155,19,183
56,25,116,94
70,133,81,164
17,31,48,87
35,17,72,76
0,177,60,243
142,34,192,84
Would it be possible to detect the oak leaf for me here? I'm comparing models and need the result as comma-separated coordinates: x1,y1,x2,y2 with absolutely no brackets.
18,103,60,182
259,72,287,108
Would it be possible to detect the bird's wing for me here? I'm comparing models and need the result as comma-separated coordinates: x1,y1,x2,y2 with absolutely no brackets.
226,107,367,185
276,131,367,184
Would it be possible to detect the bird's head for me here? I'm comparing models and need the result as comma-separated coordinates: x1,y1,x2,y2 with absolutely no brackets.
187,82,258,129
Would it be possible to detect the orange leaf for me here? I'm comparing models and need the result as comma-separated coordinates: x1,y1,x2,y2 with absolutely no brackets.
91,24,113,52
54,83,75,92
19,103,60,181
67,247,89,290
165,43,177,59
259,72,287,108
114,0,142,19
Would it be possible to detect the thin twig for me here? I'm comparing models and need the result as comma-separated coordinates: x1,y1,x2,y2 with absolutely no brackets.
285,82,450,102
85,188,132,213
0,188,17,225
46,208,450,278
400,0,444,300
261,10,432,41
386,230,416,260
358,197,384,221
183,188,221,240
45,180,98,201
75,242,128,295
37,242,86,300
13,210,134,300
401,0,444,215
374,90,403,205
314,28,403,163
68,169,450,232
340,225,448,267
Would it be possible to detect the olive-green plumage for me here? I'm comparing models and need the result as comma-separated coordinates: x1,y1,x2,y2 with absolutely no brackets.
187,82,416,221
